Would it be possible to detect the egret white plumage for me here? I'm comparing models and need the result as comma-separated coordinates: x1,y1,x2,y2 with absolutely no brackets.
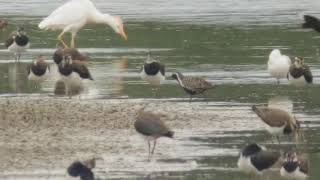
268,49,291,84
38,0,127,48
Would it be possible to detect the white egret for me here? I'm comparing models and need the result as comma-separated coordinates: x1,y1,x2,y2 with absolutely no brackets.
268,49,291,84
39,0,127,48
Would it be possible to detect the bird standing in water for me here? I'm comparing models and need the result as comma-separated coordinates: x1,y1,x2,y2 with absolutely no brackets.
171,72,213,102
5,27,30,61
38,0,127,48
280,152,309,180
238,143,281,175
134,107,174,160
140,53,165,96
27,55,50,82
252,105,300,143
267,49,291,84
287,57,313,86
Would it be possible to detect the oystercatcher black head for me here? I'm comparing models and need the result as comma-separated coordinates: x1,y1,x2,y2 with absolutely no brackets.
134,107,174,159
252,105,300,143
280,152,308,179
5,27,30,61
302,15,320,32
27,55,50,81
288,57,313,86
238,143,280,175
171,72,213,102
67,158,95,180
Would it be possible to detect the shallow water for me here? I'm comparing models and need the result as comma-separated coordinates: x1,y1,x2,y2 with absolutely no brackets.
0,0,320,180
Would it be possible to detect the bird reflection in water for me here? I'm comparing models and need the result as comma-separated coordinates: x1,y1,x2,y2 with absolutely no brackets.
113,56,128,96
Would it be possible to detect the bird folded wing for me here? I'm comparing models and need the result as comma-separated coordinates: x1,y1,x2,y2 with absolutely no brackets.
303,65,313,83
253,108,288,127
251,151,280,171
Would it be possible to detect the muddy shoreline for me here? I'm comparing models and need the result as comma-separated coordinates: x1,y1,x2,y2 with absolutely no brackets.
0,97,228,173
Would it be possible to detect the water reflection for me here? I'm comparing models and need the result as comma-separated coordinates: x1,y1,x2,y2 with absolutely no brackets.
268,96,293,113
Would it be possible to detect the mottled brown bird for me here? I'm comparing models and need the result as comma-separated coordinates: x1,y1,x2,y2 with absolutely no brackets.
280,152,309,179
287,57,313,86
0,19,8,30
53,42,87,64
58,56,93,80
171,72,213,102
134,107,174,159
252,105,300,142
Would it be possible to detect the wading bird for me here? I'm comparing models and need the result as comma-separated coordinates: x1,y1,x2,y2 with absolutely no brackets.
280,152,308,180
5,27,29,61
27,55,50,81
53,42,87,65
287,57,313,86
134,107,174,160
171,72,213,102
238,143,280,175
268,49,291,84
0,20,8,30
140,53,165,95
252,105,300,143
39,0,127,48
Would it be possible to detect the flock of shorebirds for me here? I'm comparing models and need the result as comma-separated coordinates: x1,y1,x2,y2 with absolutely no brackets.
1,0,320,180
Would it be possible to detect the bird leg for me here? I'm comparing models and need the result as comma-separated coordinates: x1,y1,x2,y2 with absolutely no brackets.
147,140,151,160
276,136,280,144
58,31,69,48
17,54,21,62
71,33,76,48
189,95,192,103
151,139,157,155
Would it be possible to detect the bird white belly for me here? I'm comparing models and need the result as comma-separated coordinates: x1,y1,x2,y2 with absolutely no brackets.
280,167,307,180
28,68,50,81
265,124,285,135
8,42,30,53
268,63,290,79
140,71,165,86
237,155,261,175
288,74,307,86
60,72,82,84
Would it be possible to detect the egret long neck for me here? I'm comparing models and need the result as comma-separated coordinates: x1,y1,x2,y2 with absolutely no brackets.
91,12,113,24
